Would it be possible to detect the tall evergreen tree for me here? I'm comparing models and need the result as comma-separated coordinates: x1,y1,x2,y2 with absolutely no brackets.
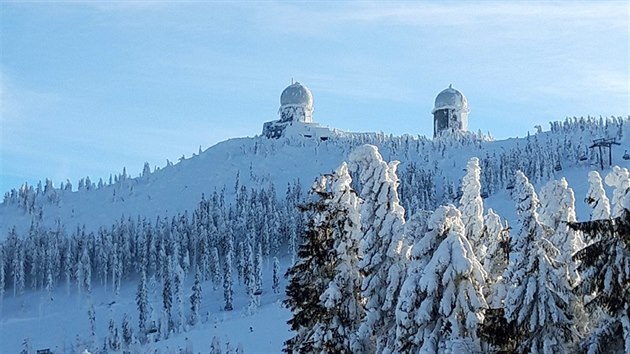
272,257,280,295
400,206,487,353
190,265,203,326
312,162,363,353
284,175,338,353
504,171,577,353
349,144,406,353
569,167,630,353
223,235,234,311
136,269,149,340
459,157,485,258
482,208,508,309
586,171,611,221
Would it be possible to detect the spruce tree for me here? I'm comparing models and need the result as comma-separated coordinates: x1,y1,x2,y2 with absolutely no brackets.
312,162,363,353
348,144,406,353
190,265,203,326
284,175,338,353
400,206,487,352
586,171,611,221
136,269,149,341
272,257,280,294
459,157,485,258
504,171,577,353
569,167,630,353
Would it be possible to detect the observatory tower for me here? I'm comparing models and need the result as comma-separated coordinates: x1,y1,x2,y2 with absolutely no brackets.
432,84,469,137
262,81,332,139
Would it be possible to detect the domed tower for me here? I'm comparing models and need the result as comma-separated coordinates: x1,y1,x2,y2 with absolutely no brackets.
279,82,313,123
432,84,469,137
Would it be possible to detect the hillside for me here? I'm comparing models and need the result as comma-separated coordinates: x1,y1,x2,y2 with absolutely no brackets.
1,116,630,353
3,117,628,236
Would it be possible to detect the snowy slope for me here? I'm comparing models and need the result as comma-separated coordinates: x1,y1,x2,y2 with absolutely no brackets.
3,119,629,237
2,116,630,353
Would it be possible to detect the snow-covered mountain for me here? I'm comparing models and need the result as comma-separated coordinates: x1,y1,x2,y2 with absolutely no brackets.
1,116,629,353
3,116,628,236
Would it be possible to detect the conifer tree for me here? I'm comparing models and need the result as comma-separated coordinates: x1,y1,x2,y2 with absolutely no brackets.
459,157,485,258
121,313,134,348
223,237,234,311
284,175,337,353
504,171,577,353
272,257,280,294
539,178,584,285
312,162,363,353
586,171,611,221
136,269,149,340
569,167,630,353
210,246,221,290
348,144,406,353
398,206,487,352
482,208,508,309
108,318,121,351
190,265,203,326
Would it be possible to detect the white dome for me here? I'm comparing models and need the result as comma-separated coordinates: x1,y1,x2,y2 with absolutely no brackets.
280,82,313,108
433,84,469,113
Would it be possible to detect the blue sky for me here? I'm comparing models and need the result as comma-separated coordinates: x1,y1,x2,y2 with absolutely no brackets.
1,1,628,193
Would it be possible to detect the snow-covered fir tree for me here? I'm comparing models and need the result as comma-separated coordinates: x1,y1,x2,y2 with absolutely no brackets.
604,166,630,217
190,265,203,326
312,162,363,353
348,144,406,353
539,178,584,285
284,174,350,353
504,171,577,353
570,167,630,353
586,171,611,221
272,256,280,294
121,313,134,349
459,157,485,259
223,237,234,311
136,269,149,341
406,205,486,353
482,208,508,309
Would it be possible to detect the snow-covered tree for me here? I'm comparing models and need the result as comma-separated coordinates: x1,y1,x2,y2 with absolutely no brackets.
539,178,584,285
121,313,134,348
504,171,577,353
162,261,173,336
172,257,185,332
459,157,485,258
284,173,352,353
604,166,630,217
312,162,363,353
394,209,435,352
254,243,263,297
136,269,149,342
569,168,630,353
348,144,406,353
211,336,222,354
482,208,508,309
190,265,203,326
405,205,487,353
223,241,234,311
586,171,611,221
107,318,121,351
272,257,280,294
244,242,257,315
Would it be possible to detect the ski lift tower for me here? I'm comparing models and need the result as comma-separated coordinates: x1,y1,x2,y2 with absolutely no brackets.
589,138,620,170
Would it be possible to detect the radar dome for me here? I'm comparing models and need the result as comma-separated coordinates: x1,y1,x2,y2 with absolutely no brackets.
280,82,313,109
432,84,469,113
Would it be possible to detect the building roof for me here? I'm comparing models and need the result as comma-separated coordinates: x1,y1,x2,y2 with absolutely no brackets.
280,82,313,109
432,84,469,113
